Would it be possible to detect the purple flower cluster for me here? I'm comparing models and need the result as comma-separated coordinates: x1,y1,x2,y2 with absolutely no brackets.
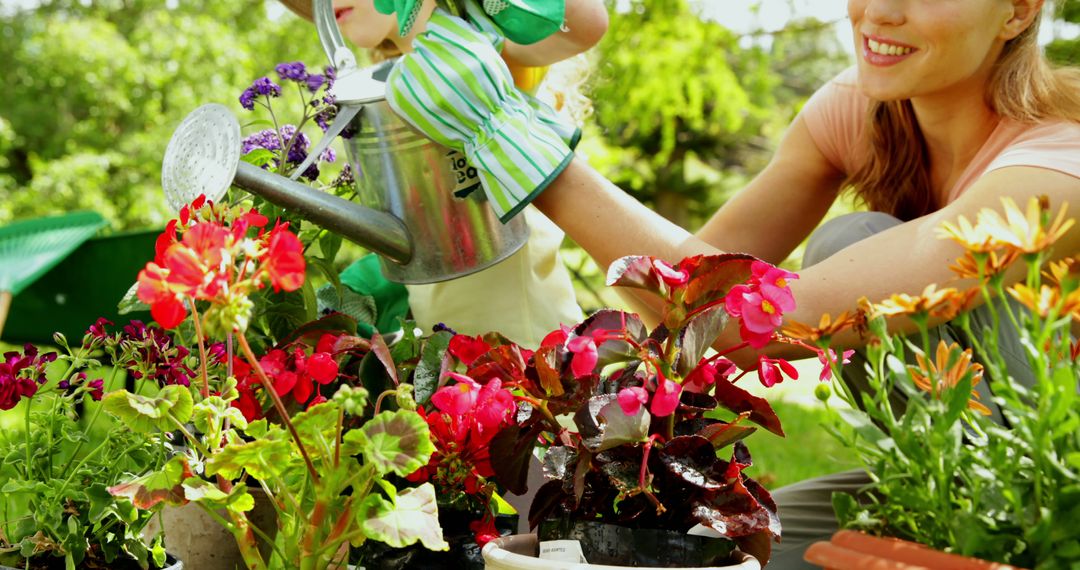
274,61,334,94
117,320,194,387
0,344,58,411
241,125,336,181
239,77,283,110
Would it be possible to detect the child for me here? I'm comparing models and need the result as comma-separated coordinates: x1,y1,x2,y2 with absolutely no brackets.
277,0,607,346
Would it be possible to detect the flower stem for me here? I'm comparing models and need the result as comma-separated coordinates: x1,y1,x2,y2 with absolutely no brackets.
188,301,212,399
236,333,321,485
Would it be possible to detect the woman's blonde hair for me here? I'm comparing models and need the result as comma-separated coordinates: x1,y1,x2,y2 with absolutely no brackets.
847,11,1080,220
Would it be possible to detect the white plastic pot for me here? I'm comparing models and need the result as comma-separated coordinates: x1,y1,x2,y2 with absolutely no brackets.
482,534,761,570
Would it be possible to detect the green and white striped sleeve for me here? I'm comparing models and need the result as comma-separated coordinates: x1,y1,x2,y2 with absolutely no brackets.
386,9,575,223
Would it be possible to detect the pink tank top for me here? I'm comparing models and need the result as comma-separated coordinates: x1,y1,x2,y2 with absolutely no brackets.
801,67,1080,205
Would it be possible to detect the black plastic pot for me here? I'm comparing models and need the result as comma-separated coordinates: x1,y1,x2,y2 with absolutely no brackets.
537,519,738,568
0,553,182,570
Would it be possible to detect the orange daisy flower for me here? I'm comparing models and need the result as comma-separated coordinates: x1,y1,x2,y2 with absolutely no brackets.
782,311,859,342
949,249,1019,280
1008,283,1080,319
976,196,1074,255
936,214,998,253
907,341,992,416
872,284,972,320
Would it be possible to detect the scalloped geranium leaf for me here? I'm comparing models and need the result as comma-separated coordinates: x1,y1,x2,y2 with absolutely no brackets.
192,396,248,436
108,456,192,509
574,394,651,453
713,378,784,437
289,400,343,458
606,255,664,294
205,438,296,480
360,410,434,476
683,254,757,310
103,385,193,433
182,479,255,512
676,303,730,377
359,483,449,550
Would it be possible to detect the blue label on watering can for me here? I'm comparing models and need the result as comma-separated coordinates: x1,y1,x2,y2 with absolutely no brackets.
447,150,481,198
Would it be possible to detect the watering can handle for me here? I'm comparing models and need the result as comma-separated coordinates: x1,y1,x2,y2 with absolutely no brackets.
314,0,358,71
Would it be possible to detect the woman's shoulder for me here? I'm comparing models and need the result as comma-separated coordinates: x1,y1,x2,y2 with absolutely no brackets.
800,66,868,175
984,118,1080,180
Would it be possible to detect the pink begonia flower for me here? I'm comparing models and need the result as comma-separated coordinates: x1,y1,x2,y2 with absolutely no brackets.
683,359,737,393
727,285,784,334
651,372,682,417
751,261,798,313
617,386,649,415
757,355,799,388
473,378,516,431
653,259,689,287
567,335,599,378
449,334,491,366
817,348,855,382
431,372,480,415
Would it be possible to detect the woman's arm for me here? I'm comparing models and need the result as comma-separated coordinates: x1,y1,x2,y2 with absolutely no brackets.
500,0,609,66
535,123,1080,362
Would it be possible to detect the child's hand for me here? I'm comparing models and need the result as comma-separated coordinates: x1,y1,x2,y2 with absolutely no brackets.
386,10,575,223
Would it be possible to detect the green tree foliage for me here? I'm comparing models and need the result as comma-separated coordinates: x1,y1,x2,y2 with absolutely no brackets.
587,0,847,229
0,1,324,231
1046,0,1080,64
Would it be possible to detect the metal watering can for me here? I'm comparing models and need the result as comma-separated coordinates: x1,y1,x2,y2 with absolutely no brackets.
160,0,528,284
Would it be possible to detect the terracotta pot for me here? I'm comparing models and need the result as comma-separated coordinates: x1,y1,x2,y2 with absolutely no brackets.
804,530,1028,570
482,534,761,570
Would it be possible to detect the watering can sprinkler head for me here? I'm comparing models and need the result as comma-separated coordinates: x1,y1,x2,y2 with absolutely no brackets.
160,103,412,265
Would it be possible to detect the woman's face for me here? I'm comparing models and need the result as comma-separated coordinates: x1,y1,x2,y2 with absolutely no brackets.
847,0,1019,102
333,0,397,49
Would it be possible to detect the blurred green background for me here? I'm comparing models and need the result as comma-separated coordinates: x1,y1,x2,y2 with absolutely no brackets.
2,0,1079,487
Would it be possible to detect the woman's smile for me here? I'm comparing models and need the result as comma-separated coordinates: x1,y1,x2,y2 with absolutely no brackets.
862,34,918,67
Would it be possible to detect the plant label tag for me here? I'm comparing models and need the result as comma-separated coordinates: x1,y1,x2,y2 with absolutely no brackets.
446,150,481,198
539,540,588,563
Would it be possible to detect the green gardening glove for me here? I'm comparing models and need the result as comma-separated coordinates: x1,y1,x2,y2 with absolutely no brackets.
386,9,575,222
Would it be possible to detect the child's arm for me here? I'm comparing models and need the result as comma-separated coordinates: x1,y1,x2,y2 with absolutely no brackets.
501,0,608,67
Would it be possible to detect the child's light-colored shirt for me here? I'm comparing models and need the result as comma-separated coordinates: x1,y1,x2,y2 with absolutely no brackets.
801,66,1080,205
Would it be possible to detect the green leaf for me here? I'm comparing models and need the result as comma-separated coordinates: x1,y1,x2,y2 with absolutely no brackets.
205,438,296,480
242,148,278,168
359,483,449,551
360,410,434,476
102,385,193,433
183,478,254,512
676,303,729,377
108,456,193,509
414,330,452,406
117,281,150,315
192,396,248,436
316,282,377,326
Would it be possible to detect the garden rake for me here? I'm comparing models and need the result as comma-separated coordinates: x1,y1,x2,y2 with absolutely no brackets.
0,211,107,339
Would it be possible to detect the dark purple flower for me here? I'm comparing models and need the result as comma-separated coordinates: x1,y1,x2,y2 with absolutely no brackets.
239,77,282,111
306,74,326,92
117,321,194,387
0,344,58,410
207,343,228,365
276,61,308,82
87,317,113,340
87,379,104,401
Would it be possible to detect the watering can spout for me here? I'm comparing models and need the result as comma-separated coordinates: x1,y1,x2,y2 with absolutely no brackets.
232,162,411,263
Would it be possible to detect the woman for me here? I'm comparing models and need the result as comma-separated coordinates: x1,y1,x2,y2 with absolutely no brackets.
277,0,609,346
384,0,1080,565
